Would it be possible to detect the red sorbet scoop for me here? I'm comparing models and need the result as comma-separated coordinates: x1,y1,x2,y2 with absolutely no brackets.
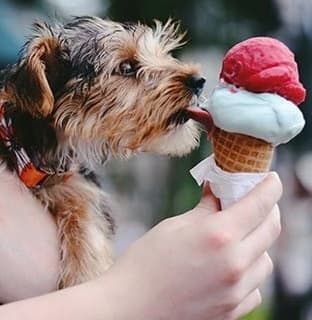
220,37,306,105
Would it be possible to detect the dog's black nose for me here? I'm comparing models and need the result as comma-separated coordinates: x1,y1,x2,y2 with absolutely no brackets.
185,75,206,96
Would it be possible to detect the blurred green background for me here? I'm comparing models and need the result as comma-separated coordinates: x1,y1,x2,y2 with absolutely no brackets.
1,0,312,319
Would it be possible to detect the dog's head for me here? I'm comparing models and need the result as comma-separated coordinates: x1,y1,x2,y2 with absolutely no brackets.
4,17,207,160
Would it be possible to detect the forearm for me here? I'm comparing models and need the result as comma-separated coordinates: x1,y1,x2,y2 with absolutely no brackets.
0,191,59,302
0,271,130,320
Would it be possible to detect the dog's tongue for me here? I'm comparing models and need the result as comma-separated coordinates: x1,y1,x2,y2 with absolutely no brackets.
186,107,213,132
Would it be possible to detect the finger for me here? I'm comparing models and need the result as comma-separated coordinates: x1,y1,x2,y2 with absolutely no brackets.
241,205,281,264
226,289,262,320
197,182,221,214
223,172,282,239
236,252,273,301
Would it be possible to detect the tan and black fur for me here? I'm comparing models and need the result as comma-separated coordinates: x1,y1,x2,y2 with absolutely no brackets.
0,16,205,288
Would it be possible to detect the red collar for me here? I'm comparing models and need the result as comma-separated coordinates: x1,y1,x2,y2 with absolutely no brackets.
0,104,49,188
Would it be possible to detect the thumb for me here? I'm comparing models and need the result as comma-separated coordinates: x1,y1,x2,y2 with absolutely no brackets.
197,182,221,214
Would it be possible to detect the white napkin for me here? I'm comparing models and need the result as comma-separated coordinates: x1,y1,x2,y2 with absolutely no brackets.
190,155,267,209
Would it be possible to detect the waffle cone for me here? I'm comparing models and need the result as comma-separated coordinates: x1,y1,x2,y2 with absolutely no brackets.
212,127,274,173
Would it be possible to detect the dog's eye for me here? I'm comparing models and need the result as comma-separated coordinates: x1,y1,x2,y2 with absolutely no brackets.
119,60,138,76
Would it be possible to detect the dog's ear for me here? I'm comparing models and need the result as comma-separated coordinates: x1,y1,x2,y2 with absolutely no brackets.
10,23,69,117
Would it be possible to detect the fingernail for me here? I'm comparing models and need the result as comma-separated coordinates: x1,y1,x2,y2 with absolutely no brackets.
202,182,211,196
268,171,278,180
268,172,283,195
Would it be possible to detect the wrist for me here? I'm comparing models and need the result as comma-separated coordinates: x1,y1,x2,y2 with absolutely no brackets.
95,263,162,320
95,270,143,320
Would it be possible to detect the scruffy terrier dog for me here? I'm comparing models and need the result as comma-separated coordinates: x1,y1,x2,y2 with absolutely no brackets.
0,16,206,288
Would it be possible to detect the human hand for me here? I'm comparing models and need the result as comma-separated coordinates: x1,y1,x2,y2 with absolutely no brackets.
0,172,281,320
104,173,282,320
0,168,59,303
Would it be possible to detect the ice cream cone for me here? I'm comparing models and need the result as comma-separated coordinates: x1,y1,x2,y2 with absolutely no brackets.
212,127,274,173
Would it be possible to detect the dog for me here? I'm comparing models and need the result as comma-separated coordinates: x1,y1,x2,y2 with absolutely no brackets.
0,16,206,288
